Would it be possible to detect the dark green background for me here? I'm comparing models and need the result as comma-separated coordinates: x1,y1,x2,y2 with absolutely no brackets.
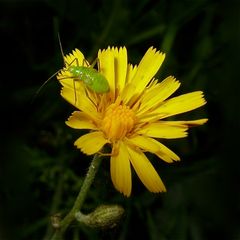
1,0,239,239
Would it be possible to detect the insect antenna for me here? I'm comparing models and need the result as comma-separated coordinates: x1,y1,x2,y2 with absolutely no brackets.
31,69,62,103
58,33,66,65
31,34,65,103
58,33,78,104
58,33,80,68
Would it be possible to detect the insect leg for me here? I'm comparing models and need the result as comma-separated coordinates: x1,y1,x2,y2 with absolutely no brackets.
56,75,79,104
72,58,80,104
90,58,101,72
97,145,119,157
61,55,80,103
97,151,119,157
89,58,98,68
73,78,78,105
82,58,90,67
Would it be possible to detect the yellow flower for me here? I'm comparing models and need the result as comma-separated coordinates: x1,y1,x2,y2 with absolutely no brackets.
57,47,207,197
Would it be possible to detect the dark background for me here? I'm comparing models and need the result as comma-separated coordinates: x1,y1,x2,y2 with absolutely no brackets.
0,0,239,239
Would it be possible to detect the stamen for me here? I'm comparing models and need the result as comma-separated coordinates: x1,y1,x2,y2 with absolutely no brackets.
101,102,136,141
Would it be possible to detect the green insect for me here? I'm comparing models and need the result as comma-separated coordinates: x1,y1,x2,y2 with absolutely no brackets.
34,35,110,101
66,64,110,93
58,34,110,94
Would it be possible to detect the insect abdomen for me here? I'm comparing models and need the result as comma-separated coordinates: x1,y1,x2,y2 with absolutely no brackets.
88,72,110,93
80,67,110,93
68,66,110,93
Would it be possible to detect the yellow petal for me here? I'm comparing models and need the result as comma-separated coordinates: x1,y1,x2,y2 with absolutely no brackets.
125,64,137,84
137,76,180,115
137,122,188,139
131,47,165,94
157,91,207,119
127,146,166,192
114,47,128,94
121,65,137,104
98,47,115,100
162,119,208,127
74,132,108,155
66,111,97,130
61,87,100,120
126,135,180,163
121,83,137,104
64,48,86,67
57,49,90,90
110,142,132,197
57,66,85,91
151,140,180,163
57,69,83,90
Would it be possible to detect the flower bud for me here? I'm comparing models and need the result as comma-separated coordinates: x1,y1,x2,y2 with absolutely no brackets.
75,205,124,229
51,213,61,229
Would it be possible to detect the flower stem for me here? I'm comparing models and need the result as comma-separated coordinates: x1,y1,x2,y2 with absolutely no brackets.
50,154,102,240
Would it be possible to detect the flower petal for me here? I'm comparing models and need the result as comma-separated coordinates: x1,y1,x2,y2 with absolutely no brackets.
64,48,86,67
137,122,188,139
137,76,180,115
57,48,93,95
126,135,180,163
110,141,132,197
74,132,108,155
157,91,206,119
162,119,208,127
126,64,137,84
121,83,137,104
127,146,166,192
114,47,128,94
57,69,83,90
61,87,100,120
122,64,138,104
57,49,88,89
98,47,115,100
66,111,97,130
131,47,165,94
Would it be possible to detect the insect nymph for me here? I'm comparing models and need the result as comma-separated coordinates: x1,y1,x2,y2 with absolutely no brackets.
66,64,110,93
34,37,110,100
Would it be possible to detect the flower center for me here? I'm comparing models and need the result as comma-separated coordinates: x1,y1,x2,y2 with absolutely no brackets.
101,102,136,141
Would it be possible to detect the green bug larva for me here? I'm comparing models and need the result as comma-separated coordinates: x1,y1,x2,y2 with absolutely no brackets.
67,65,110,93
33,35,109,102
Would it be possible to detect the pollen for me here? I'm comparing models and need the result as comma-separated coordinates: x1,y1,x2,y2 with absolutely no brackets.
101,102,136,141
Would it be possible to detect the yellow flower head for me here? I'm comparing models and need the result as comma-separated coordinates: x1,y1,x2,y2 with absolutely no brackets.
57,47,207,197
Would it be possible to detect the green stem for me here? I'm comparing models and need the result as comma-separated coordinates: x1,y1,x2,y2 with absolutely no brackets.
44,172,64,240
50,154,102,240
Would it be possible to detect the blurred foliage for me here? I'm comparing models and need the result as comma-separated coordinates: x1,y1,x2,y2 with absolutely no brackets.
0,0,239,239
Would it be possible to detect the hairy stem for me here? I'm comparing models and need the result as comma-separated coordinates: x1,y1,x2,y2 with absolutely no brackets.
50,154,102,239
